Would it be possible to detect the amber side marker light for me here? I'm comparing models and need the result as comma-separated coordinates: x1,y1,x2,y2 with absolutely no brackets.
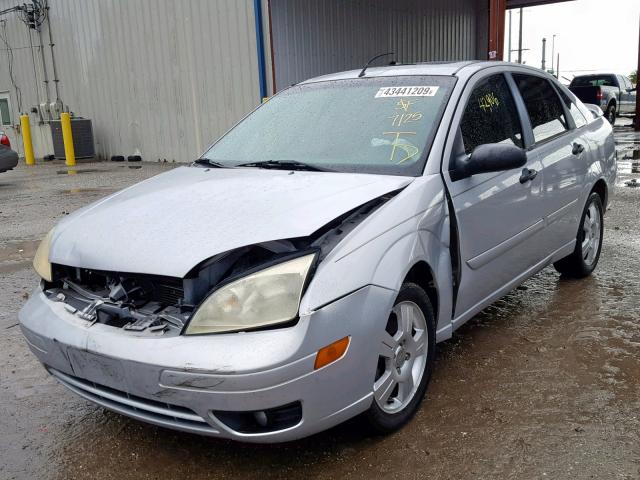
314,336,350,370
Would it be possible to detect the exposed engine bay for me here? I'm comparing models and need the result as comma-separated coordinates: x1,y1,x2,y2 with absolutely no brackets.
43,191,399,336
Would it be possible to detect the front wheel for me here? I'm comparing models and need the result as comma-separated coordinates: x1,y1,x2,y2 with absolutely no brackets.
363,282,436,434
553,192,604,278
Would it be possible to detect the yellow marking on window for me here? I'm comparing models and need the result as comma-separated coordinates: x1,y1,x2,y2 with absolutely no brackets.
478,92,500,112
383,131,419,164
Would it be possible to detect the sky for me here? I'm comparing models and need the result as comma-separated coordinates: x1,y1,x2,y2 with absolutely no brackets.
503,0,639,83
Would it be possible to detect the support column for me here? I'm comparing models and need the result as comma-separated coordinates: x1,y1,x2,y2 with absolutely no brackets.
635,17,640,131
488,0,506,61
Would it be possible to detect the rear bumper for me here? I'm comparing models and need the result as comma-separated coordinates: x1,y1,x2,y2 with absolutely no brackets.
19,283,396,442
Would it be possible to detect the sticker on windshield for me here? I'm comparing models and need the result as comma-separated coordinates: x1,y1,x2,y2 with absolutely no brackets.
375,86,439,98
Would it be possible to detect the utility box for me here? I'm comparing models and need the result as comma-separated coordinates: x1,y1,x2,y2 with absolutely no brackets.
50,118,95,159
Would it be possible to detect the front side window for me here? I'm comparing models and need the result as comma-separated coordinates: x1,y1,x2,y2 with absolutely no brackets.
618,76,630,89
202,76,456,176
459,74,523,155
514,75,568,143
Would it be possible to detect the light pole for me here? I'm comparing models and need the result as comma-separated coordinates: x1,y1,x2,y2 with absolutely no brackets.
508,10,512,62
551,35,556,74
517,7,523,64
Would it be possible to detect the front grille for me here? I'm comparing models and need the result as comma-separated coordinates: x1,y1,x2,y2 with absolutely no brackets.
48,368,218,434
51,265,186,306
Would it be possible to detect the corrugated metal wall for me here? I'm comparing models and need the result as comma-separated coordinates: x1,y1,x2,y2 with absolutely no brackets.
269,0,487,91
0,0,261,160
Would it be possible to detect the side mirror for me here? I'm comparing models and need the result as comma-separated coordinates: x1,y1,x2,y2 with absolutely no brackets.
452,143,527,181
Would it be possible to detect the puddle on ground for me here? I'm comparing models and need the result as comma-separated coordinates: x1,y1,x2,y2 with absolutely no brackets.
60,188,110,194
0,239,40,263
56,169,101,175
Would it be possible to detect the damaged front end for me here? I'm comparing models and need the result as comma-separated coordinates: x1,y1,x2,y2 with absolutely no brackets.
43,190,400,336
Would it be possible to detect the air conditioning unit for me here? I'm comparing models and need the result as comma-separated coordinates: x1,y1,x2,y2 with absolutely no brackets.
50,118,95,159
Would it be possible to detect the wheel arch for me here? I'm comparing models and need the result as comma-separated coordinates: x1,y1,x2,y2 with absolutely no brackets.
591,178,608,209
403,260,439,324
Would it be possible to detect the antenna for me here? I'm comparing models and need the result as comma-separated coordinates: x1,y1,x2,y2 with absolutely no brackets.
358,52,395,78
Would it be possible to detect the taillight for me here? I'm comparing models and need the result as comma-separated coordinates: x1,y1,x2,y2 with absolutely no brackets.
595,88,604,102
0,133,9,148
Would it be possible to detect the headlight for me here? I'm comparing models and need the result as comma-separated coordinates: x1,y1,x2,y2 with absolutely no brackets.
33,229,54,282
185,253,316,335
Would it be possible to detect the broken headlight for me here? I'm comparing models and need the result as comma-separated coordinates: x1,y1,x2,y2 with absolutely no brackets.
184,253,316,335
33,228,54,282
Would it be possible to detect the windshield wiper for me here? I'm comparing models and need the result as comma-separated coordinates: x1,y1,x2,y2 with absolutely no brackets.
193,158,228,168
235,160,330,172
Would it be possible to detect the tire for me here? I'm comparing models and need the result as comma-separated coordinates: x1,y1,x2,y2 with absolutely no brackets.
605,103,616,125
553,192,604,278
363,282,436,434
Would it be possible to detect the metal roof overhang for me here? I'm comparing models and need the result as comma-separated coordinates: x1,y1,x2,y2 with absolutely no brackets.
506,0,575,8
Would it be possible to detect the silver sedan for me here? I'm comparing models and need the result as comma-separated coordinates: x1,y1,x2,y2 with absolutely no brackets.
19,61,616,442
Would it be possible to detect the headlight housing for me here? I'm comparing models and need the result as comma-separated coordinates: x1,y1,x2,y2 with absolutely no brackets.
33,228,54,282
184,253,316,335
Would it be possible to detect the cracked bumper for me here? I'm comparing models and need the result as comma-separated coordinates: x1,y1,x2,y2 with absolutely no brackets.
18,284,396,442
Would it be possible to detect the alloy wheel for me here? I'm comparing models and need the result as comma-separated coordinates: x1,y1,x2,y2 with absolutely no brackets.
374,301,428,414
582,201,601,266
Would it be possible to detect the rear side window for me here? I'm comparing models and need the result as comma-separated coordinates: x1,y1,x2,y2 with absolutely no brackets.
514,75,568,143
557,88,588,128
459,74,523,155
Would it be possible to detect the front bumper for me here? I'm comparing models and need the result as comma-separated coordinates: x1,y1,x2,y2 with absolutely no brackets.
19,283,396,442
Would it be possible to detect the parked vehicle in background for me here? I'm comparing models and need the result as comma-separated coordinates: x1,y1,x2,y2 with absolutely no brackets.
0,140,18,173
0,130,10,148
569,74,636,124
20,62,616,442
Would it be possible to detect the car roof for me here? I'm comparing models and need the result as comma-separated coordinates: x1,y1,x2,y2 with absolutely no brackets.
300,61,548,85
572,73,617,77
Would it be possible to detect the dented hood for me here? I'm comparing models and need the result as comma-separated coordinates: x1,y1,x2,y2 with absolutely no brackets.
50,166,413,277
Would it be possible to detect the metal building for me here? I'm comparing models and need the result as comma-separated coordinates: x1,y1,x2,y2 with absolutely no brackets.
0,0,557,163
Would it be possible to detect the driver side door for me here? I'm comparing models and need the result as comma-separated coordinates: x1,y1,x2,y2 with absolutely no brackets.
442,72,546,326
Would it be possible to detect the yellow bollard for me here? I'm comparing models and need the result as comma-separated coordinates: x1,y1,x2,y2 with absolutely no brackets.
60,112,76,166
20,114,35,165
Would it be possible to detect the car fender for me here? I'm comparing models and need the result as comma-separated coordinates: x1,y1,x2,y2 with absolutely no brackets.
300,175,454,341
579,117,616,210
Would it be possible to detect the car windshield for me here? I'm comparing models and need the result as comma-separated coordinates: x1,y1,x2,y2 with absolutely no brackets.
201,76,456,176
570,75,616,87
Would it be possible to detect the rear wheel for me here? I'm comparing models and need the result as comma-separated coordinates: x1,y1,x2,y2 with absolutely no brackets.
553,192,603,278
605,103,616,125
363,282,435,434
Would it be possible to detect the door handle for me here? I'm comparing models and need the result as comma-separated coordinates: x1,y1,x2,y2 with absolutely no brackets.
572,142,585,155
519,168,537,184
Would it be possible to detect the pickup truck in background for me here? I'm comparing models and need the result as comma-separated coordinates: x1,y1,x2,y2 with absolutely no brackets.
569,73,636,124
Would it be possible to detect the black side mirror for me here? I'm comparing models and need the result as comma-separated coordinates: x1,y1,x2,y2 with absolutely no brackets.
452,143,527,181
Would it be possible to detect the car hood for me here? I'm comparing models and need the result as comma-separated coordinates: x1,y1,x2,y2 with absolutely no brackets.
50,166,413,277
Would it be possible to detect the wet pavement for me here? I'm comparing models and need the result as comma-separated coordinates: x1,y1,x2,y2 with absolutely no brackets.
1,120,640,479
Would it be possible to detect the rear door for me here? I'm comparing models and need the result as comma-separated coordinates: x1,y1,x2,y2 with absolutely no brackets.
512,74,587,252
442,71,546,324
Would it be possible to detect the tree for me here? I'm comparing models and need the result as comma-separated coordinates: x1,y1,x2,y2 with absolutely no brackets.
631,70,637,86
